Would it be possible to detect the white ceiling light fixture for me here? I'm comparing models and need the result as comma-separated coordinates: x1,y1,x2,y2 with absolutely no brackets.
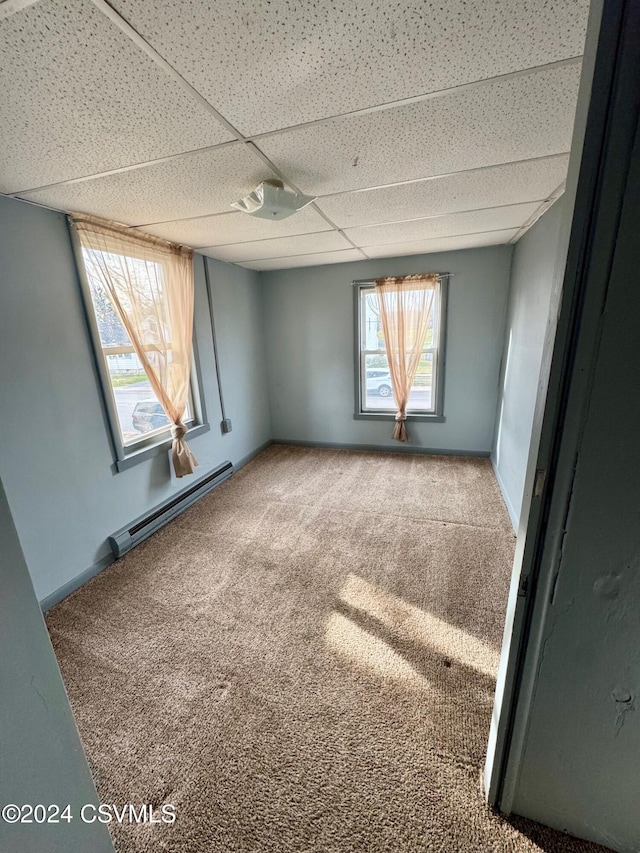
231,180,316,220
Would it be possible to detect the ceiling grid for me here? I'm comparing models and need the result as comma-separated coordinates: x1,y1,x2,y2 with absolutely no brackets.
0,0,590,269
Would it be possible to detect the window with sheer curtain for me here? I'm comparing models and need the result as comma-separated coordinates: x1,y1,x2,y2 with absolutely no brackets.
356,274,447,430
71,215,205,476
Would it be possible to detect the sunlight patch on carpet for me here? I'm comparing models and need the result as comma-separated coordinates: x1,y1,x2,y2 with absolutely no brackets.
325,611,429,687
339,573,500,678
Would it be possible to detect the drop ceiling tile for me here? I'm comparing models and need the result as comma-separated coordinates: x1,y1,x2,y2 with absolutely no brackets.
240,250,364,271
138,206,331,247
19,145,280,225
259,64,581,196
363,230,518,259
202,231,352,263
318,156,569,228
110,0,588,135
0,0,233,194
0,1,43,22
347,203,540,248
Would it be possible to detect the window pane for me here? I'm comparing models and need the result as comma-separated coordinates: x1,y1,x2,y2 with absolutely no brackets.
363,353,434,412
424,299,437,347
86,264,130,348
111,363,170,446
365,287,437,348
109,357,192,447
363,353,396,410
407,353,434,412
362,290,386,352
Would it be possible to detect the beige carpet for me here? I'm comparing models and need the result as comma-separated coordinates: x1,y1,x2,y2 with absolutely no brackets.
47,445,608,853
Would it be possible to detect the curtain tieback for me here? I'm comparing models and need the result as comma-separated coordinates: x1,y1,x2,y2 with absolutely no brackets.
171,422,188,441
395,412,407,422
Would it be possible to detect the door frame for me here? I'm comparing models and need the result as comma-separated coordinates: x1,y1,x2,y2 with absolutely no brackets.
484,0,640,811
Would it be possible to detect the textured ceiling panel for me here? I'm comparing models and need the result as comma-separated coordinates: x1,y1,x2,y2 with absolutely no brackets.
0,0,233,194
203,231,353,263
363,230,518,259
3,0,587,267
0,1,43,22
19,145,280,225
110,0,588,135
258,64,581,196
347,203,540,248
138,206,331,247
240,250,364,271
317,155,569,228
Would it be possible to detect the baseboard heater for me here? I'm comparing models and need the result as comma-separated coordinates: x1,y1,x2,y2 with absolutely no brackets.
109,461,234,558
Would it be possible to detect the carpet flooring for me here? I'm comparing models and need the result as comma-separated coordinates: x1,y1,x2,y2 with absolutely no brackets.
47,445,609,853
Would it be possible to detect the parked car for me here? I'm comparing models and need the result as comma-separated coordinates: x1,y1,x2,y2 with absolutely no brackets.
366,368,393,397
132,400,170,433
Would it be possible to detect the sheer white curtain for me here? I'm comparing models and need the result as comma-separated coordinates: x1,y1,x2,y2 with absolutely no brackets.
73,214,198,477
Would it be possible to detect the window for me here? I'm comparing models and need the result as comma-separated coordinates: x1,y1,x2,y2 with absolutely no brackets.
355,277,447,417
73,234,208,469
81,250,197,449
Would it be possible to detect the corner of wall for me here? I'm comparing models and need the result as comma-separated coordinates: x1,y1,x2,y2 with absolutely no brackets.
490,455,519,532
491,240,517,454
256,269,274,442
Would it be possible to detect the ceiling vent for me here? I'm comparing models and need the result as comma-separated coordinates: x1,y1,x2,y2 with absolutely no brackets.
231,180,316,220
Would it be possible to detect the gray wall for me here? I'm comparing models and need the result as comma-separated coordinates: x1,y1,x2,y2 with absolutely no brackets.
261,246,512,453
0,474,114,853
491,198,565,529
0,195,270,605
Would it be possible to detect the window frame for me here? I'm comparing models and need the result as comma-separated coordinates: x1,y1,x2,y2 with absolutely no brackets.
353,277,448,422
69,221,209,471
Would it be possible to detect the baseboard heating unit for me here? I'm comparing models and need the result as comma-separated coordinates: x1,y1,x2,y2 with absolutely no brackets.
109,461,234,558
